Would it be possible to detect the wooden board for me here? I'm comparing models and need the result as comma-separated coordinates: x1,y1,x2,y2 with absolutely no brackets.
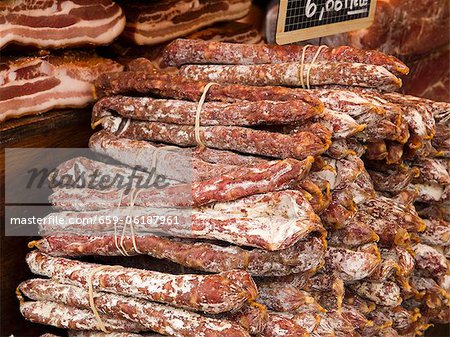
0,108,94,146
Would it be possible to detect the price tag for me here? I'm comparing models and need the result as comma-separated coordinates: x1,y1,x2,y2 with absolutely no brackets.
276,0,376,45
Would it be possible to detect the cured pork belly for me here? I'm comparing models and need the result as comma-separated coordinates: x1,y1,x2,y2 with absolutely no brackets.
186,21,262,44
402,46,450,103
0,0,125,49
119,0,251,45
0,52,123,122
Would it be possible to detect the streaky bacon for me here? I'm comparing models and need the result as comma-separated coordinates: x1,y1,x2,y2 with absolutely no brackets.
0,51,123,122
0,0,125,49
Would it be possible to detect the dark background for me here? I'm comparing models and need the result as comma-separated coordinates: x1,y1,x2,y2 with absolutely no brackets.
1,110,95,337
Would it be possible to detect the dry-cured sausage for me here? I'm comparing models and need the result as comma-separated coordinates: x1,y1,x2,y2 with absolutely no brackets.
26,251,257,314
179,62,402,91
32,234,326,276
162,39,409,75
20,279,251,337
98,117,332,160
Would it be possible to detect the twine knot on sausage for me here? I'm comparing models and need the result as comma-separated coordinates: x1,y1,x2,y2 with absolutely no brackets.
87,265,122,333
299,45,327,89
113,188,144,256
195,82,218,147
111,144,180,256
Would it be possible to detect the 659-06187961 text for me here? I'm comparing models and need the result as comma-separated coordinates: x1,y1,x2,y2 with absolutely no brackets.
9,214,181,227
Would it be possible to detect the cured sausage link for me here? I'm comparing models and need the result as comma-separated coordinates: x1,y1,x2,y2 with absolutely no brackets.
256,280,317,312
95,72,323,110
49,157,314,210
161,39,409,75
69,332,163,337
350,280,402,307
92,95,320,126
20,301,146,332
26,251,257,314
99,117,332,160
42,190,324,251
311,88,385,118
261,312,311,337
19,279,252,337
324,244,381,281
179,62,402,91
46,188,324,251
222,303,268,335
88,130,247,182
33,234,326,276
88,130,276,181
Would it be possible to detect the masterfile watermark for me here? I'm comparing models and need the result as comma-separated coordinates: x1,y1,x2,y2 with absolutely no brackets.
27,164,170,190
5,148,194,237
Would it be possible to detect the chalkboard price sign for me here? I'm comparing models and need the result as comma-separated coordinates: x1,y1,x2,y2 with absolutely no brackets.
276,0,376,45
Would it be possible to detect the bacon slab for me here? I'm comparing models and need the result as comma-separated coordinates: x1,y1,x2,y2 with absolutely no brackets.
162,39,409,75
26,251,257,314
0,0,125,49
120,0,251,45
0,52,123,122
186,21,262,44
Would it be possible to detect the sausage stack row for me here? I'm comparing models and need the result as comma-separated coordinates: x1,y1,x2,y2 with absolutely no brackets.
18,40,449,337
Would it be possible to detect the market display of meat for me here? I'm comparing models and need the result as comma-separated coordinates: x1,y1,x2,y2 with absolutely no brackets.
13,38,448,337
0,51,123,122
0,0,126,49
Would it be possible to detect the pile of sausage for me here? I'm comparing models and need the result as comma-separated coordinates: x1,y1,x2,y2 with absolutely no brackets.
19,40,449,337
